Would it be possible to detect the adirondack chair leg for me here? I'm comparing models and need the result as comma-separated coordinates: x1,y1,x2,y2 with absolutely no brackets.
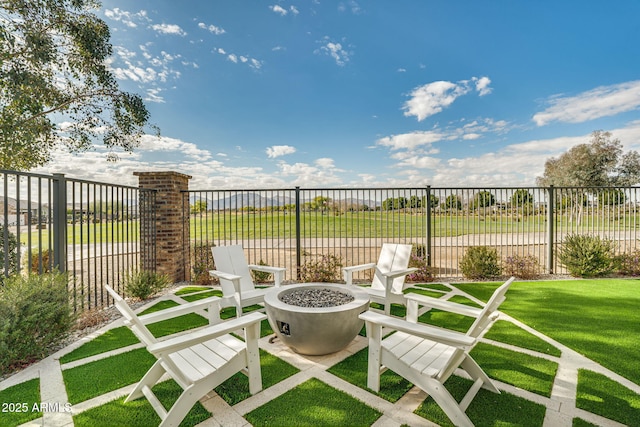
126,360,166,403
365,322,383,392
420,377,474,427
160,382,211,427
245,321,263,395
460,355,500,394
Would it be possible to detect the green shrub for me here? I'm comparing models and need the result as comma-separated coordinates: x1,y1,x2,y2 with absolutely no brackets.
251,259,273,283
407,245,434,282
24,248,54,273
459,246,501,280
299,254,343,282
0,272,75,375
0,225,18,282
124,270,170,300
191,241,214,285
614,249,640,276
503,254,540,279
558,234,615,277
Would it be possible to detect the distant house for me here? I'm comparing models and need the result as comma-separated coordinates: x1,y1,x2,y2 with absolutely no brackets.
0,196,44,226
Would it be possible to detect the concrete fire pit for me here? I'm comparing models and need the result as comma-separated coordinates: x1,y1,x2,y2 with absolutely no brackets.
264,283,370,356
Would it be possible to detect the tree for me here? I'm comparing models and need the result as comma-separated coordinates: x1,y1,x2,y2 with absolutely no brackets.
191,200,208,215
443,194,462,211
598,189,626,206
473,191,495,209
537,131,640,224
536,130,640,187
511,189,534,205
0,0,157,170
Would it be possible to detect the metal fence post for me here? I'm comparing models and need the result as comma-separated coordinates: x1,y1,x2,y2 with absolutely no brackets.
546,185,555,274
52,173,67,273
426,185,432,267
295,186,301,280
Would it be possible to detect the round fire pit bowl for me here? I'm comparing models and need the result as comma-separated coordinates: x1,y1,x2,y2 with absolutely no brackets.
264,283,370,356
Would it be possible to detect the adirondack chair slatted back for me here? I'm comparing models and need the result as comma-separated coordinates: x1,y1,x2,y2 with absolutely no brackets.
105,286,157,346
212,245,255,296
371,243,413,293
466,277,515,338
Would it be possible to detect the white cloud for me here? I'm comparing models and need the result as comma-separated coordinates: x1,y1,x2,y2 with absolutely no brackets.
151,23,187,36
269,5,288,15
266,145,297,158
403,76,493,121
145,88,165,103
376,130,447,150
137,135,212,161
315,37,352,66
198,22,226,35
104,8,150,28
228,54,238,63
533,80,640,126
474,76,492,96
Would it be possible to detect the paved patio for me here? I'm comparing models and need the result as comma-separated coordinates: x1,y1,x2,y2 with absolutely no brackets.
1,287,634,427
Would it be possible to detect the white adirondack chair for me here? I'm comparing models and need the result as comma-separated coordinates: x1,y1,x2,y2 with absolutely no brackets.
104,285,266,427
342,243,418,315
209,245,286,317
359,277,515,427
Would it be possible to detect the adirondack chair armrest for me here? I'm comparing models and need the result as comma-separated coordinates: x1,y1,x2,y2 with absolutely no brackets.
247,264,286,274
378,267,418,280
359,311,474,350
147,312,267,355
404,292,484,318
343,263,377,284
138,297,222,325
343,263,377,274
248,265,286,286
209,270,242,282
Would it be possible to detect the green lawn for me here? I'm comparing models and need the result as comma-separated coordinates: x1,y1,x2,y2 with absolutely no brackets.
21,211,639,245
2,279,639,427
457,278,640,385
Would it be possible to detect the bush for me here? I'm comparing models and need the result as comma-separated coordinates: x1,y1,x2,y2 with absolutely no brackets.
124,270,170,300
459,246,501,280
299,254,343,282
407,245,434,282
0,272,75,375
0,226,18,282
614,249,640,276
191,242,214,285
502,254,540,279
558,234,615,277
251,260,273,283
24,248,54,273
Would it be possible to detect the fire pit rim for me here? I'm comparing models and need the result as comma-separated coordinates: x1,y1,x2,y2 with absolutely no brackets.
264,283,369,313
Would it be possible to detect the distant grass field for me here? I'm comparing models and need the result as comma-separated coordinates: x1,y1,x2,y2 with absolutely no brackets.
18,211,640,245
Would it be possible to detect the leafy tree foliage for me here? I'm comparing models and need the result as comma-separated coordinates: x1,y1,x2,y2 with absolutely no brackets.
473,191,495,209
443,194,462,210
191,200,208,214
511,189,534,205
0,0,156,170
598,189,626,206
537,130,640,187
382,196,408,210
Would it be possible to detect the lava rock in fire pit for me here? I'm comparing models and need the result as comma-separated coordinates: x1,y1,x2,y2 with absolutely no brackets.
279,288,354,308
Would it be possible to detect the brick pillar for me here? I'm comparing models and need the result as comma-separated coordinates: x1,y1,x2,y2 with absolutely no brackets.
134,171,191,283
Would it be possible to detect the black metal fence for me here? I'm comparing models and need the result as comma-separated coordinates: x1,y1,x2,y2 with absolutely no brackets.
185,186,640,281
1,170,156,312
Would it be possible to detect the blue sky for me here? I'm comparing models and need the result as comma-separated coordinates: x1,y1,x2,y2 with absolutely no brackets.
39,1,640,189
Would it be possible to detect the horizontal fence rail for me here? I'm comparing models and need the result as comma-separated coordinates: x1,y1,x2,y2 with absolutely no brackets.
1,170,156,312
185,186,640,282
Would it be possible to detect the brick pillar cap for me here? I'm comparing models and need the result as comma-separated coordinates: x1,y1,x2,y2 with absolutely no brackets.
134,171,192,179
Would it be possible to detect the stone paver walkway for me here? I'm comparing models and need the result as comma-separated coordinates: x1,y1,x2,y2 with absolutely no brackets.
1,286,637,427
